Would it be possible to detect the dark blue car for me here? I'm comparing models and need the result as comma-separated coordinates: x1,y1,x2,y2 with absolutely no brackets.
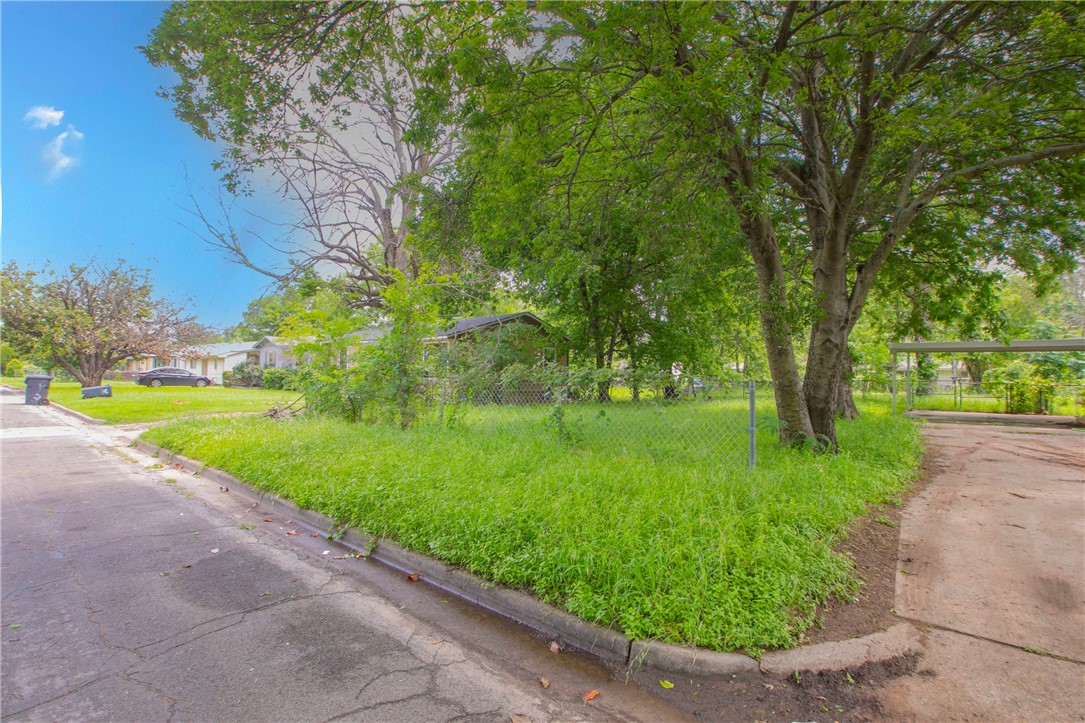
136,367,212,388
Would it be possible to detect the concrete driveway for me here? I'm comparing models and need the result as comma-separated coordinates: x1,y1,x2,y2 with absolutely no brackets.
879,422,1085,720
0,393,686,722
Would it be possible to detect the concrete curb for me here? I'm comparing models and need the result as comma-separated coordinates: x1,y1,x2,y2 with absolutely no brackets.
133,438,924,676
0,386,107,426
760,622,924,675
46,400,107,426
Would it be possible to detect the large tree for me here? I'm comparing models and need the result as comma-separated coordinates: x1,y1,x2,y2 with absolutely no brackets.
144,2,460,304
435,1,1085,448
0,261,195,387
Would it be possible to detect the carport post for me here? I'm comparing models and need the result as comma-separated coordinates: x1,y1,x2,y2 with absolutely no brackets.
891,353,898,414
905,353,912,410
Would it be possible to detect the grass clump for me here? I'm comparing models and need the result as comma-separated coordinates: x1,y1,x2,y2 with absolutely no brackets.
142,400,921,653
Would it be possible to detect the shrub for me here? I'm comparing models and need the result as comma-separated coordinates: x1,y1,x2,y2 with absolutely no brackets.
229,359,264,388
0,344,15,374
6,359,24,378
262,366,299,391
222,370,234,387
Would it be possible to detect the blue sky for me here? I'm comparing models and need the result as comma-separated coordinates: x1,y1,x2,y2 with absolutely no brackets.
2,1,287,330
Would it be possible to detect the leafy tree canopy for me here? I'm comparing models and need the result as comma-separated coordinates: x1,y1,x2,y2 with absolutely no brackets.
0,260,195,387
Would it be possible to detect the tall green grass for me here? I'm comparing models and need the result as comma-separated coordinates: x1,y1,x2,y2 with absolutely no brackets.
143,401,921,653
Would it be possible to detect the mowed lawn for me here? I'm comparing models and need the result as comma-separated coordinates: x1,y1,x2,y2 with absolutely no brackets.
143,399,922,653
3,378,299,424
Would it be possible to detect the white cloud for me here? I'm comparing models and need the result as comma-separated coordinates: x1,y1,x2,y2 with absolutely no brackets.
43,125,84,179
23,105,64,129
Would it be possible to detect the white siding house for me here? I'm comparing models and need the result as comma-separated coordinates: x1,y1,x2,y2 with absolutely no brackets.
168,342,260,383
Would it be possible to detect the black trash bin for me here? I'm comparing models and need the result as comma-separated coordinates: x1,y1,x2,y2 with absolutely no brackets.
24,374,52,405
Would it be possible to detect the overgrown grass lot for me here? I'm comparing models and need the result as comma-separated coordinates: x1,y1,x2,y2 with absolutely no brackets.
144,397,921,653
3,378,298,425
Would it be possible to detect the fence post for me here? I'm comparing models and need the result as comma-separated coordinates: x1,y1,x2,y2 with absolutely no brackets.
748,381,756,472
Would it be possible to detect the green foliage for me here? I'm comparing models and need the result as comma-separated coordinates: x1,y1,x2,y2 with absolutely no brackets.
229,359,264,388
5,359,24,378
298,267,446,428
0,260,195,387
262,366,299,391
142,400,922,653
985,362,1058,414
0,344,16,374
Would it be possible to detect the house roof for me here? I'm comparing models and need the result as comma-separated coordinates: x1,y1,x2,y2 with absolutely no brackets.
347,326,390,343
191,341,259,358
438,312,545,339
253,336,294,349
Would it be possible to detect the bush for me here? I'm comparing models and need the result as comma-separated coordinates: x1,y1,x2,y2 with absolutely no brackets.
229,359,264,388
0,344,15,374
222,370,234,387
262,366,299,391
6,359,24,378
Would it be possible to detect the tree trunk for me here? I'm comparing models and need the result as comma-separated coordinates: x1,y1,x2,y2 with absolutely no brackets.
836,347,859,420
746,215,814,446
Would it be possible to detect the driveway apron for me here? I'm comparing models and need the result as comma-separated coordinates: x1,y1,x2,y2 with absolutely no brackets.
880,422,1085,720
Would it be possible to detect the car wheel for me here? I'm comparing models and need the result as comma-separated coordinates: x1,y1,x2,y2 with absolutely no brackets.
195,379,208,388
149,379,162,388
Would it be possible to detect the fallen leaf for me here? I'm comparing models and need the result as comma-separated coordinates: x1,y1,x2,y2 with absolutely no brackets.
171,400,190,405
333,556,346,560
174,463,184,470
310,533,319,538
539,677,550,689
261,518,272,523
583,690,599,703
407,572,420,582
510,715,531,723
762,683,775,690
816,695,827,702
286,530,299,536
660,680,674,689
548,641,560,654
181,564,191,569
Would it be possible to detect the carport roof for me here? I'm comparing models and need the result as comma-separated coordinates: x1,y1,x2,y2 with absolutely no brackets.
889,338,1085,353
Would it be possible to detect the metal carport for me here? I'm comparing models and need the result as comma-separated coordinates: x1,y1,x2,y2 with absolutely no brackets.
888,338,1085,412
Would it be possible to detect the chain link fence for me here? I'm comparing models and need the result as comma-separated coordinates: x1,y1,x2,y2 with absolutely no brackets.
856,376,1085,416
414,366,769,471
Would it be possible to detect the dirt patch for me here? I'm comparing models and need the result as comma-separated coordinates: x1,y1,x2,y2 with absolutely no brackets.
802,447,937,646
627,654,919,722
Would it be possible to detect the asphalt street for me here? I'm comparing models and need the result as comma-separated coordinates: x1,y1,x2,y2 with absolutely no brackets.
0,393,688,722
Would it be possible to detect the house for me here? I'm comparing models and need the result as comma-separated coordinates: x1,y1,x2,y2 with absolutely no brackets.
123,354,163,375
253,336,309,369
433,312,568,365
121,342,260,383
168,341,261,383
